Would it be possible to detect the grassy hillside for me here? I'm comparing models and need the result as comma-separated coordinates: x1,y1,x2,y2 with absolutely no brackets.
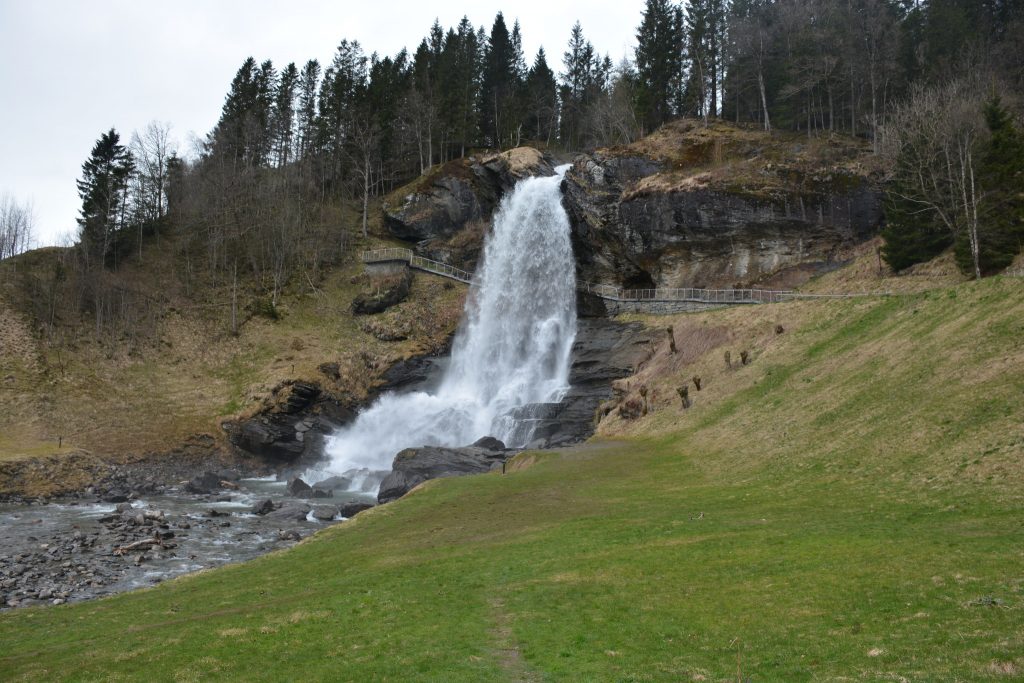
1,275,1021,680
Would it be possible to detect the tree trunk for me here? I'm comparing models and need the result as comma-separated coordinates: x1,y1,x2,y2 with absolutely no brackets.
230,260,238,336
758,69,771,132
362,156,370,239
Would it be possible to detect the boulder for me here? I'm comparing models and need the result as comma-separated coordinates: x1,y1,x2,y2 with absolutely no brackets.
311,487,333,499
339,501,375,518
287,477,312,498
471,436,506,451
184,472,222,495
311,506,338,522
377,445,511,504
251,499,275,516
312,476,352,492
264,503,312,523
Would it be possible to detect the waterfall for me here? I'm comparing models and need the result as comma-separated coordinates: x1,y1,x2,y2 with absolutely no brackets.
311,165,577,492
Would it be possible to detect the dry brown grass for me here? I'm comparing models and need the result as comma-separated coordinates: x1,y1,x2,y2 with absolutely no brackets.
799,237,968,295
609,119,886,203
0,249,466,465
597,274,1024,497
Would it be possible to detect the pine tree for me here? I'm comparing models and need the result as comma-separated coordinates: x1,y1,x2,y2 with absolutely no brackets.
77,128,134,267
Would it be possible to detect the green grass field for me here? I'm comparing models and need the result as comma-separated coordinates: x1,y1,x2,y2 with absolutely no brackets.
1,277,1022,681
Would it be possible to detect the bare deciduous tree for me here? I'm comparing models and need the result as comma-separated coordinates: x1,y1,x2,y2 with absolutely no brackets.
881,79,988,279
0,194,36,260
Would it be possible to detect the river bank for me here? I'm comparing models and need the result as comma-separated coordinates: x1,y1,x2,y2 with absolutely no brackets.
0,471,376,610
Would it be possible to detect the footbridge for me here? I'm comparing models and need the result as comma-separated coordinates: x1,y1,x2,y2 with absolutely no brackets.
361,248,878,313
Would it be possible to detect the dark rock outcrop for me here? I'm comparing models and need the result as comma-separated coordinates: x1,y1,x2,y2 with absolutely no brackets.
505,318,656,449
377,445,512,504
351,270,413,315
223,381,354,465
471,436,506,451
374,354,448,395
383,147,557,270
563,132,884,289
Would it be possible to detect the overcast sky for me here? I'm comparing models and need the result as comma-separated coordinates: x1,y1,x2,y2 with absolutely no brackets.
0,1,646,246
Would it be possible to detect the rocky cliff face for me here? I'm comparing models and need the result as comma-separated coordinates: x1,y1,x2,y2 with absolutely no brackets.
562,120,885,289
382,147,556,270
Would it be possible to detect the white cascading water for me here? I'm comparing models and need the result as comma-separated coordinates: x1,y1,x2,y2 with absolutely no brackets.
310,165,577,492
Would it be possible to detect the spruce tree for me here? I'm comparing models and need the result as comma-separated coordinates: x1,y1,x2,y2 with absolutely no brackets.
480,13,517,148
296,60,321,160
77,128,134,267
561,21,596,149
272,62,299,166
635,0,685,131
525,48,558,144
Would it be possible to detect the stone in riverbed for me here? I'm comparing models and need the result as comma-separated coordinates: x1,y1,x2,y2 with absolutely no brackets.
312,476,352,491
311,506,338,521
286,477,312,498
263,503,312,523
251,499,275,516
339,501,375,518
184,472,223,494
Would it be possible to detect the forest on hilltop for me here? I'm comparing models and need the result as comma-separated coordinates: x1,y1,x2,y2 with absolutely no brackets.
2,0,1022,349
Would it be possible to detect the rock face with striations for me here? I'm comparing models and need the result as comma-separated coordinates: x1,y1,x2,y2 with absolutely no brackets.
383,147,557,271
562,120,885,290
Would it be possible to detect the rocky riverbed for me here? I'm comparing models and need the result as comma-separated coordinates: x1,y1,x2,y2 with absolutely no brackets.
0,471,375,610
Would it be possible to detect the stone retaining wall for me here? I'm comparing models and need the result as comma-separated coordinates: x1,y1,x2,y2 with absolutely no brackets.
603,300,731,315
